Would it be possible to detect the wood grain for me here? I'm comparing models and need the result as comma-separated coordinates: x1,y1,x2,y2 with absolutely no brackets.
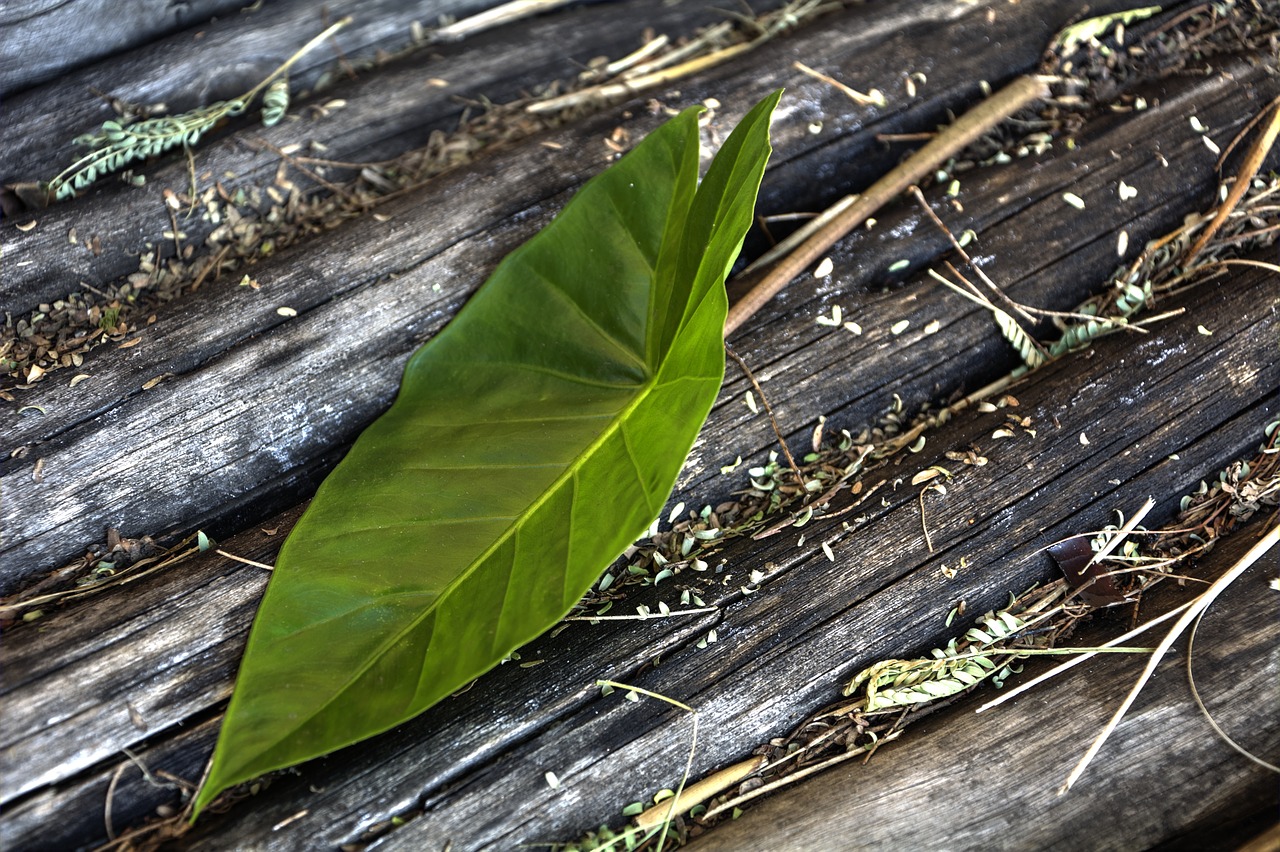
2,0,1276,849
690,527,1280,852
1,0,768,316
0,0,249,96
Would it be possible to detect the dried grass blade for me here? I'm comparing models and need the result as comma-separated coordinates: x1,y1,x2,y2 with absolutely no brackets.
975,600,1194,713
1061,521,1280,793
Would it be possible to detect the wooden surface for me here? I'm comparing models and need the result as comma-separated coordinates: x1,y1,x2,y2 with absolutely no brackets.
691,526,1280,852
0,0,251,95
2,0,755,315
3,0,1220,588
3,0,1278,849
0,0,534,186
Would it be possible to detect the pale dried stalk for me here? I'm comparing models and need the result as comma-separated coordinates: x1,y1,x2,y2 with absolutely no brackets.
725,75,1052,335
527,42,756,114
1061,521,1280,793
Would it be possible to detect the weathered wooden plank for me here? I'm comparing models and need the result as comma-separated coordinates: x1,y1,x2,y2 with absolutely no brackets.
0,0,581,189
2,0,1243,592
5,128,1277,852
0,509,719,849
182,263,1280,849
0,0,251,96
2,0,766,316
3,3,1276,849
6,259,1273,849
690,528,1280,852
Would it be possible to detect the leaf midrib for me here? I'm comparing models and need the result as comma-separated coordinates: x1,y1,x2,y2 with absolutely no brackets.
240,369,664,770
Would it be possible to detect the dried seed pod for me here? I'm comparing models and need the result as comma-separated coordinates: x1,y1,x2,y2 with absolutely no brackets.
261,77,290,127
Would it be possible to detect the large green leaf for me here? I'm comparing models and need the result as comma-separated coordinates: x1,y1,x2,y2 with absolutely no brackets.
194,91,780,816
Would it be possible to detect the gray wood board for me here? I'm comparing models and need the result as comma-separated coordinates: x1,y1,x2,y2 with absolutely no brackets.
0,0,1239,592
2,1,1276,848
3,112,1278,852
0,0,603,187
689,525,1280,852
1,0,776,316
6,256,1269,850
328,268,1278,852
0,0,251,97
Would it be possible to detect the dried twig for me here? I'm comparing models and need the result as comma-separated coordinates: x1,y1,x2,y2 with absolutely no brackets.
1061,521,1280,793
726,345,802,483
725,75,1051,335
1185,97,1280,262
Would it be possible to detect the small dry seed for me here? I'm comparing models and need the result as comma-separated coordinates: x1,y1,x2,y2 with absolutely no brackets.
1062,192,1085,209
16,220,37,232
821,541,834,561
888,259,910,273
844,321,862,335
1202,135,1221,155
744,391,758,414
1079,432,1090,445
277,306,297,317
891,319,910,335
1197,324,1213,336
1117,230,1129,256
1189,115,1207,132
924,319,941,334
814,256,834,278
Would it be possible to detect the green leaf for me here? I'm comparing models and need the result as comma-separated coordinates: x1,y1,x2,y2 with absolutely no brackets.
193,91,781,816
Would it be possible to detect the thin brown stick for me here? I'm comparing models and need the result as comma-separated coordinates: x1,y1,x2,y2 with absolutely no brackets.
165,204,184,259
726,345,802,482
725,74,1050,335
701,730,903,819
248,137,361,204
1185,97,1280,262
909,185,1043,328
189,244,231,293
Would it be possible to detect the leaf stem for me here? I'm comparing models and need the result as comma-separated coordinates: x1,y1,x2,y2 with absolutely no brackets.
240,16,352,105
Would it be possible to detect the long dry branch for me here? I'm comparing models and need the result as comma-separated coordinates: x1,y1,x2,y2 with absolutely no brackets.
725,74,1051,335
